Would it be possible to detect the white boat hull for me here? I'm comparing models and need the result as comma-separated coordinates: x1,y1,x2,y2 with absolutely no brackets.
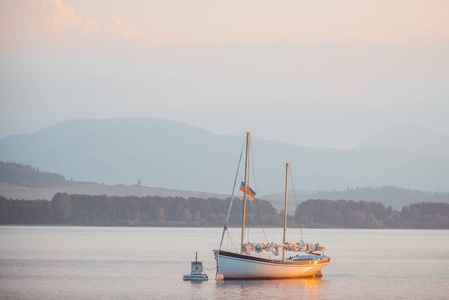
215,250,330,279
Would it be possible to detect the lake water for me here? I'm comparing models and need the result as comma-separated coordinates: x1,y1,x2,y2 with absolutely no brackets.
0,226,448,299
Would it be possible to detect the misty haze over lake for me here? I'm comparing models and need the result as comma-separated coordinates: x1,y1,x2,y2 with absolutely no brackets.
1,118,449,196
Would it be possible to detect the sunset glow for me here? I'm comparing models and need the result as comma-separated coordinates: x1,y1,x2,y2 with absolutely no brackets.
0,0,448,148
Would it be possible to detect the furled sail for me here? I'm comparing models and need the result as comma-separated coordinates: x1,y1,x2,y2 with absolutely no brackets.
242,240,325,255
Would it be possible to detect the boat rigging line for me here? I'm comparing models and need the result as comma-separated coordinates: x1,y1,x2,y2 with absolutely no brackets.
219,137,245,250
249,137,269,244
289,167,304,242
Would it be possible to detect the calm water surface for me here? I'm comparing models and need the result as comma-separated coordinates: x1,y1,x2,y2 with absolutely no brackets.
0,226,448,299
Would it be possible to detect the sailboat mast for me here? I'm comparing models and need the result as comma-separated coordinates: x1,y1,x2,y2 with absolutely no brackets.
240,132,250,254
282,163,290,260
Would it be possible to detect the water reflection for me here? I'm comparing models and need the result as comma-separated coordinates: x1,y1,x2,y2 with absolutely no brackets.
214,277,330,299
188,280,208,299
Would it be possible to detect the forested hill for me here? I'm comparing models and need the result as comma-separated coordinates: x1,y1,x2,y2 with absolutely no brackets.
1,194,447,229
266,186,449,212
312,186,449,209
0,162,70,187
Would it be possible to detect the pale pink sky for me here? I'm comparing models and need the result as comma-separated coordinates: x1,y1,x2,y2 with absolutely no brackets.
2,0,448,48
0,0,448,147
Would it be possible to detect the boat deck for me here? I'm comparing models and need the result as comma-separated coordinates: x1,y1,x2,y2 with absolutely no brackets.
215,249,331,266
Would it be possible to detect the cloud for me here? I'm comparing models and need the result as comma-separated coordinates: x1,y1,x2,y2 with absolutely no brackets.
42,0,82,33
109,16,144,39
0,0,172,52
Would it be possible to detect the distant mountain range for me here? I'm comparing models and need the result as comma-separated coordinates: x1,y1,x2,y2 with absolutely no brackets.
356,125,449,157
1,118,448,196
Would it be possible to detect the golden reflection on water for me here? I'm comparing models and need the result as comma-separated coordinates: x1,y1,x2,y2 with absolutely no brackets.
211,277,329,299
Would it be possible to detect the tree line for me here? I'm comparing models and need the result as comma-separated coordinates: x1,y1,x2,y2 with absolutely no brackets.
0,193,279,227
312,186,449,209
0,194,448,229
296,199,448,229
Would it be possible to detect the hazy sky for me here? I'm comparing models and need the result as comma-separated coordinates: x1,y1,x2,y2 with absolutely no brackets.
1,0,448,148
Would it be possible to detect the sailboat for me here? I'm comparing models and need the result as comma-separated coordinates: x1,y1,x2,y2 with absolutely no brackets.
214,132,330,279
